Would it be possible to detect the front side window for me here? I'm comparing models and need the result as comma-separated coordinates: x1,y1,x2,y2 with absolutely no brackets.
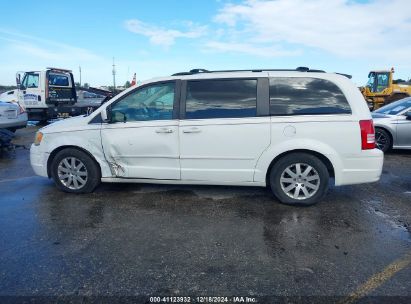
111,82,175,123
185,79,257,119
269,77,351,116
22,73,39,89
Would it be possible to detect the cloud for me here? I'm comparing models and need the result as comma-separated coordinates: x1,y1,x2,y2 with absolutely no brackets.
125,19,207,47
212,0,411,58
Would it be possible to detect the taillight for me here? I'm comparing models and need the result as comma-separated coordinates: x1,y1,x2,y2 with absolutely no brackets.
359,120,375,150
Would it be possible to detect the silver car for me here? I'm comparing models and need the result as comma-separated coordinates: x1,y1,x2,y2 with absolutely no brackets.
0,101,28,132
372,97,411,152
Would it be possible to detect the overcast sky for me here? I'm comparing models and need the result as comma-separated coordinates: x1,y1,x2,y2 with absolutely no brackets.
0,0,410,86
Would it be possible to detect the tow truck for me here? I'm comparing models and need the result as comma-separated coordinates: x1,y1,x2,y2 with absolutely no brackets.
14,68,108,122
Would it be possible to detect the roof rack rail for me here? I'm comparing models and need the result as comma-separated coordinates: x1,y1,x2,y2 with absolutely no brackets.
46,67,72,73
171,67,351,78
172,69,211,76
171,67,327,76
335,72,352,79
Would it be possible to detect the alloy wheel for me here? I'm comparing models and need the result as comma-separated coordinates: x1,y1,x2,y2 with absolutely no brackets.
375,130,389,151
57,157,88,190
280,163,320,200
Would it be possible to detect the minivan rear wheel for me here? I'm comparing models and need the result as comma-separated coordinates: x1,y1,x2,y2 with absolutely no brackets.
269,153,329,206
51,148,101,193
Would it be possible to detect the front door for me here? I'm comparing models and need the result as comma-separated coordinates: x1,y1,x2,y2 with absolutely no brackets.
101,81,181,179
21,72,42,108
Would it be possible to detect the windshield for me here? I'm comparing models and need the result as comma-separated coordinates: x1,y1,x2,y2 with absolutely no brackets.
375,97,411,115
376,73,389,92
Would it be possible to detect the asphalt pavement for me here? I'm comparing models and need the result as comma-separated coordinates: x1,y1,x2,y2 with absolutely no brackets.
0,126,410,303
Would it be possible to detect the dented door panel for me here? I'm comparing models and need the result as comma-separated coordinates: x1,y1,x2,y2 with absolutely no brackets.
101,120,180,179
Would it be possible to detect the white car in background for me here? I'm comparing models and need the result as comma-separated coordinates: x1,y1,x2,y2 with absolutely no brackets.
0,101,28,132
0,90,18,103
30,68,383,206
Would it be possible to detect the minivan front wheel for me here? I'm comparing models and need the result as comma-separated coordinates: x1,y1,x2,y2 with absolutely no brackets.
51,148,101,193
269,153,329,206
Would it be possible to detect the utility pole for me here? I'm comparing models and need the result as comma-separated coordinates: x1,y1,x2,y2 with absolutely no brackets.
79,65,82,87
112,57,116,91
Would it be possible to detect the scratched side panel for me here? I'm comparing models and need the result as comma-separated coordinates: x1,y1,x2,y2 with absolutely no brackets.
43,128,112,178
100,121,180,179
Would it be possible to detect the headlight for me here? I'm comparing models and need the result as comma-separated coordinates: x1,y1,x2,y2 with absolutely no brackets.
34,132,43,146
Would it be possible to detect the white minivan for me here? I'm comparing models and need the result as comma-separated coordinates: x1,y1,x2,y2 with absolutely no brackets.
30,68,384,205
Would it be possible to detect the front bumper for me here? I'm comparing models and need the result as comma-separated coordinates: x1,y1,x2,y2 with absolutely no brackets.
30,144,49,178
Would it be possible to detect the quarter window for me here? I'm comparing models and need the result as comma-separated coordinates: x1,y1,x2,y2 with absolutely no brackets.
111,82,175,123
185,79,257,119
269,77,351,115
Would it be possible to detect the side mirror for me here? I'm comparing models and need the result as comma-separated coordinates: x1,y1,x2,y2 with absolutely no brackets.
406,111,411,120
16,73,25,90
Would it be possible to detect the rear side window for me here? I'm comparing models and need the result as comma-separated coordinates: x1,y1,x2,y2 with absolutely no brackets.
185,79,257,119
49,74,69,87
269,77,351,116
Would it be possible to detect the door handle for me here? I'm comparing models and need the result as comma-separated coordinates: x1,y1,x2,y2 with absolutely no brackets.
155,128,174,134
183,127,201,133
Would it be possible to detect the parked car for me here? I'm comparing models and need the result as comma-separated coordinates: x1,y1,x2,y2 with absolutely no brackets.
372,97,411,152
0,101,28,132
30,68,383,206
0,90,18,103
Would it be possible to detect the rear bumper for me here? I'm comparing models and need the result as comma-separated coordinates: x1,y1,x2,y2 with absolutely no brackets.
336,149,384,186
30,144,49,178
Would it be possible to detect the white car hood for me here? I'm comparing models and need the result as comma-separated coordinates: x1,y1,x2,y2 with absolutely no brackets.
40,115,92,134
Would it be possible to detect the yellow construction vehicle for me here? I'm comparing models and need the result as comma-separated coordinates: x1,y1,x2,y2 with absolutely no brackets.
360,68,411,110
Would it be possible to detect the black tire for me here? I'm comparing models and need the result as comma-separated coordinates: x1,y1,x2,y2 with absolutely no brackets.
38,119,48,126
6,128,16,133
50,148,101,193
269,153,329,206
375,128,392,153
